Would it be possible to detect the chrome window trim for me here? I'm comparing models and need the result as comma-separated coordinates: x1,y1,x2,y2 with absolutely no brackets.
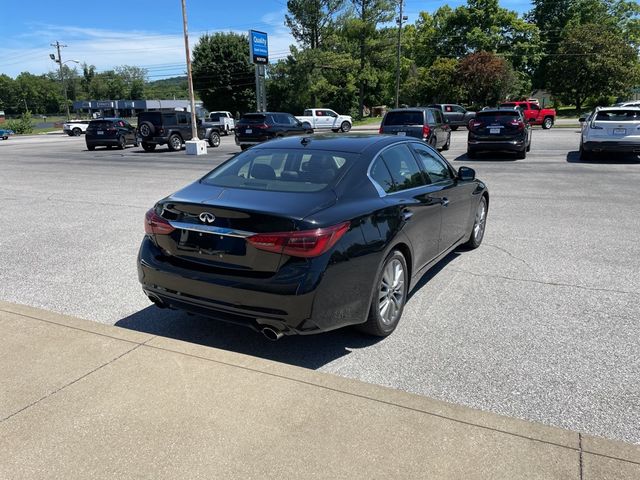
168,221,254,238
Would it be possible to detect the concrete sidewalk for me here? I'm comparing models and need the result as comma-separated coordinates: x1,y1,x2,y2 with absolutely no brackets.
1,300,638,479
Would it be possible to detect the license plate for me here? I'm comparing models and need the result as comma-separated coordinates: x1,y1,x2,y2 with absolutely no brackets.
97,131,104,135
613,128,626,135
396,131,406,136
246,129,252,134
490,128,500,134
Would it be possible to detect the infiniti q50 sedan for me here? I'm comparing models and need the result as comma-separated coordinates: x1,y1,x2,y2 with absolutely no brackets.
138,134,489,339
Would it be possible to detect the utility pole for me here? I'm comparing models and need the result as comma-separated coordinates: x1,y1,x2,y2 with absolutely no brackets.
394,0,407,109
51,41,70,120
181,0,198,140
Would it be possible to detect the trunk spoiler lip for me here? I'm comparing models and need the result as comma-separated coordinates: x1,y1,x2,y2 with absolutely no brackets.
167,221,255,238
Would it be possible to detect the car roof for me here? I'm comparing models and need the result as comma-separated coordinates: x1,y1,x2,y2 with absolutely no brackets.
478,108,520,113
386,107,432,112
254,133,416,154
595,106,640,111
90,117,123,121
241,112,292,115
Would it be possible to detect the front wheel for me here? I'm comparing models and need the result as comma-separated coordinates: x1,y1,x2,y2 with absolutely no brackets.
208,131,221,148
463,196,488,249
358,250,408,337
87,145,95,151
542,117,553,129
340,121,351,133
516,147,526,159
72,128,82,136
117,136,126,150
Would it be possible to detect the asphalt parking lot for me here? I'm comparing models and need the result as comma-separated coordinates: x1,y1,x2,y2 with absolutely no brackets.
1,129,638,444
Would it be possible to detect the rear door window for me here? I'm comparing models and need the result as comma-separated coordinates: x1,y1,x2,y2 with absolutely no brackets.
379,144,426,192
427,109,436,124
369,158,395,194
411,144,453,184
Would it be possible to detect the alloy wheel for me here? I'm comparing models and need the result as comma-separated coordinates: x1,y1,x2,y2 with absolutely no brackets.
378,258,405,326
473,198,487,244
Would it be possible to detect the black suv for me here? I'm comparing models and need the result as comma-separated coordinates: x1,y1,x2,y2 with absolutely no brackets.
235,112,313,150
467,108,532,159
428,104,475,130
85,118,137,151
379,107,451,151
137,111,209,152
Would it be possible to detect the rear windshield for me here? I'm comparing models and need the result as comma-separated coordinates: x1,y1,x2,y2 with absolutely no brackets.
201,148,355,192
594,110,640,121
238,114,268,125
383,111,425,126
476,111,520,123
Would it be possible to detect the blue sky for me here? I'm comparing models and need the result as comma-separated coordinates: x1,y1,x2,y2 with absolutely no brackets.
0,0,532,79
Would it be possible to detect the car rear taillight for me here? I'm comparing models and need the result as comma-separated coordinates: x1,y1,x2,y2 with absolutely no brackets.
510,119,525,131
254,123,269,129
422,125,431,138
145,209,175,235
246,221,350,258
470,120,482,130
378,126,383,134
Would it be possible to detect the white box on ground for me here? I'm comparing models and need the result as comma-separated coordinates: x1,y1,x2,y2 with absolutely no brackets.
185,140,207,155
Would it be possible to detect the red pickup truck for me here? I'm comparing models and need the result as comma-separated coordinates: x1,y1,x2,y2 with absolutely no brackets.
500,101,556,129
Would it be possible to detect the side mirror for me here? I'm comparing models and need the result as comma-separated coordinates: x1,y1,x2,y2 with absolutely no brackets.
578,117,586,123
458,166,476,181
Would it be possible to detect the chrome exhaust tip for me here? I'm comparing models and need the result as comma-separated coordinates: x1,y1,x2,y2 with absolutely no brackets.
261,327,284,341
147,293,166,309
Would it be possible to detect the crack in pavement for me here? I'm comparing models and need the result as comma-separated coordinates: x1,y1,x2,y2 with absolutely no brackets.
484,243,537,273
450,267,639,296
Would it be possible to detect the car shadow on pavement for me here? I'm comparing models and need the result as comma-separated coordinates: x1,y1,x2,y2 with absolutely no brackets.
566,150,640,164
453,153,518,162
116,252,460,370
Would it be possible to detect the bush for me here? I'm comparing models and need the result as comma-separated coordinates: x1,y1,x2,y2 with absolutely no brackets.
5,111,34,134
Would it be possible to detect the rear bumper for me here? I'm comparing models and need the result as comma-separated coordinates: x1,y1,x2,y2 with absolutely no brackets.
137,233,377,335
235,135,272,146
86,137,119,146
138,136,170,145
583,141,640,153
467,138,525,152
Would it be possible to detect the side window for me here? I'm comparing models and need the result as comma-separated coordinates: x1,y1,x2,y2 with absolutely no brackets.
445,105,453,112
529,103,540,111
286,114,298,125
165,114,177,125
380,144,426,192
370,158,395,194
412,144,452,184
453,105,466,113
426,109,435,124
177,114,188,125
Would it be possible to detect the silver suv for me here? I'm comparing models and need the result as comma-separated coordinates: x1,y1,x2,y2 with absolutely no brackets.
579,107,640,160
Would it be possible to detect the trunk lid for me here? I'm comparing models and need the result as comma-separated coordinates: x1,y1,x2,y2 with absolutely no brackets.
153,182,337,273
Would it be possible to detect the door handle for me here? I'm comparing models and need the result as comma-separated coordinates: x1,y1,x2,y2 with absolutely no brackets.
427,197,449,207
402,209,414,220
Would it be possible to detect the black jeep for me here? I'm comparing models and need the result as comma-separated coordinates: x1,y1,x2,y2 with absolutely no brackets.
136,111,219,151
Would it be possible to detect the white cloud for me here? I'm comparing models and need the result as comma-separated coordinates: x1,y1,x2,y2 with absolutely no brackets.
0,20,296,78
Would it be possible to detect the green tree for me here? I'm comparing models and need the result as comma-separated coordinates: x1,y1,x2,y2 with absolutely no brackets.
547,23,639,110
402,58,466,105
192,32,255,113
0,74,18,114
457,51,517,106
285,0,344,49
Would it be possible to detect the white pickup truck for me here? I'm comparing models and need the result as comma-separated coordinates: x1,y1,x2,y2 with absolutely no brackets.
208,111,235,135
63,120,90,136
295,108,352,133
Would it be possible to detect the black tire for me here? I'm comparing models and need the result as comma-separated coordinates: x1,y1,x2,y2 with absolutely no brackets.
340,121,351,133
358,250,408,337
542,117,553,129
141,142,156,152
208,131,221,148
302,122,311,130
139,121,155,138
87,145,95,151
516,147,526,159
167,134,182,151
72,127,82,136
117,136,126,150
450,125,459,131
332,129,339,133
240,145,250,151
579,142,592,161
441,132,451,151
463,196,488,249
106,145,112,150
526,139,531,152
466,149,476,159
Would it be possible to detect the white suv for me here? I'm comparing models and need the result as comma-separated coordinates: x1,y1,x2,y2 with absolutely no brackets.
579,106,640,160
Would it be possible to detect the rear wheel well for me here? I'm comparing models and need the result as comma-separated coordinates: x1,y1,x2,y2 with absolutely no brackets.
391,243,412,282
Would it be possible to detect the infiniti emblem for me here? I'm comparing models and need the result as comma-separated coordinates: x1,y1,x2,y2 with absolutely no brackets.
199,212,216,224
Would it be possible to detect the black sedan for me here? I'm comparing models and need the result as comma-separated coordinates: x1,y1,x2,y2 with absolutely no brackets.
235,112,313,151
138,135,489,339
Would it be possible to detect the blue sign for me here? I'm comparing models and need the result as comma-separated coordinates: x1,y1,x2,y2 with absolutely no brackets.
249,30,268,64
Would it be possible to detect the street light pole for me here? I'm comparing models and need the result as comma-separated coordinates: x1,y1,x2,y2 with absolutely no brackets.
180,0,198,140
394,0,407,109
50,41,71,120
